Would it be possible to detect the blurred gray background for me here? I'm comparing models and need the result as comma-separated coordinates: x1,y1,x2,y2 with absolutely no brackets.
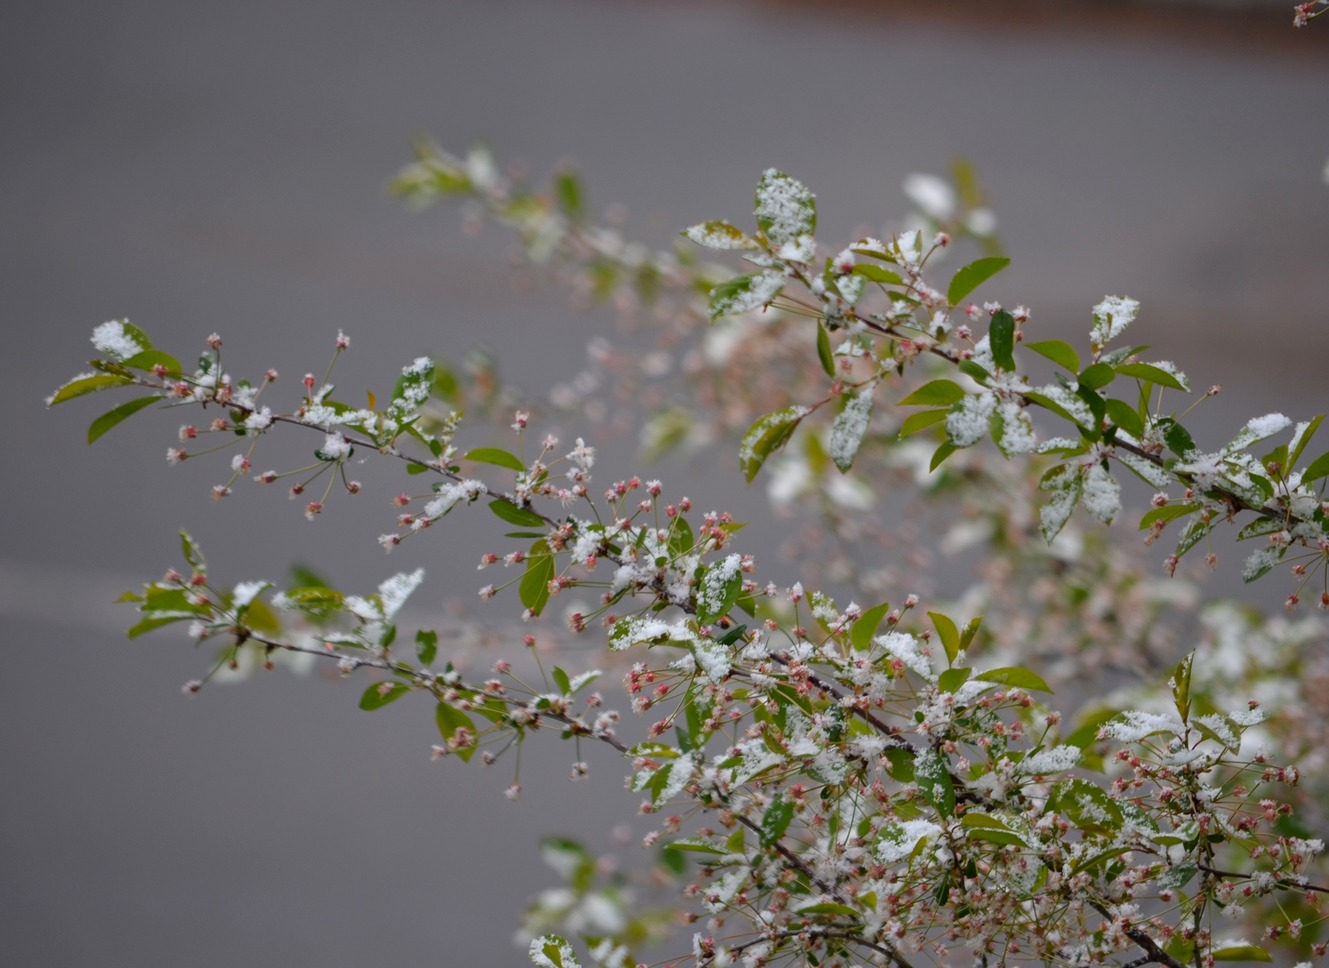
4,1,1328,965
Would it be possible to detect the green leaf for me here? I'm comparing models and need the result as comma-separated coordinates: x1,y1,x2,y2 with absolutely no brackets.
956,359,991,385
754,169,815,244
464,447,525,471
900,379,966,407
915,747,955,819
551,665,572,695
947,256,1010,305
1077,362,1116,390
794,901,862,918
682,220,758,250
127,613,193,639
1024,339,1080,373
1211,945,1272,963
708,270,785,321
554,169,584,220
1138,502,1200,531
929,440,958,472
938,667,972,693
829,384,874,473
851,263,904,285
436,703,477,761
959,616,982,652
739,406,808,483
1172,652,1194,724
1163,420,1196,458
816,321,835,378
488,499,546,528
759,795,795,848
87,395,160,444
359,681,410,710
850,602,890,652
1303,448,1329,484
519,540,555,616
899,409,949,438
47,373,133,406
988,310,1016,372
415,629,438,666
668,515,695,557
1289,414,1324,467
975,666,1053,694
1114,362,1188,392
1023,391,1082,428
1103,398,1144,439
929,611,960,664
120,349,183,377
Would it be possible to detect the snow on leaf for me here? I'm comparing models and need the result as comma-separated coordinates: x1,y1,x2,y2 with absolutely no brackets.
707,270,785,320
1224,413,1291,456
1081,462,1121,525
754,168,815,245
1090,295,1139,349
682,220,758,250
1099,710,1182,743
1018,745,1081,775
830,383,875,472
996,398,1037,456
378,568,425,623
1241,545,1286,584
876,819,942,865
1039,464,1083,543
945,392,996,448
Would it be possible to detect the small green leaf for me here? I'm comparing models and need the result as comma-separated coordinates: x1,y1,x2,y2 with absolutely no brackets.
1138,502,1200,531
1211,945,1272,963
436,703,477,761
938,667,972,693
1289,414,1324,467
947,256,1010,305
47,373,134,406
929,440,958,472
1114,362,1188,392
900,379,966,407
794,901,863,918
1163,420,1196,458
850,602,890,652
959,616,982,652
851,263,904,285
1172,652,1193,724
739,406,808,483
829,383,874,473
359,681,410,710
464,447,524,471
1024,391,1082,428
1077,362,1115,390
975,666,1053,693
682,220,758,250
816,321,835,378
551,665,572,694
929,611,960,664
754,169,815,244
87,395,160,444
1303,448,1329,484
956,359,991,385
915,747,955,819
900,409,949,438
121,349,183,377
554,169,584,220
1103,398,1144,439
708,270,785,321
1024,339,1080,373
989,310,1016,372
488,499,546,528
519,540,555,616
415,629,438,666
759,795,795,848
